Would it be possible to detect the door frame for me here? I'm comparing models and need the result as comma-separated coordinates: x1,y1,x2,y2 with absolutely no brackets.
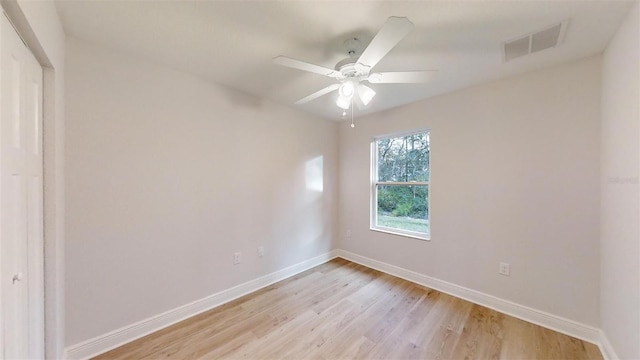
1,1,65,358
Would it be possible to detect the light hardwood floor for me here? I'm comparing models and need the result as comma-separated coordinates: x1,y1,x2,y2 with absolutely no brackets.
95,258,603,359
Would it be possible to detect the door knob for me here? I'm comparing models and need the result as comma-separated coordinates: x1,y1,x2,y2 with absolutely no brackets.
12,272,23,284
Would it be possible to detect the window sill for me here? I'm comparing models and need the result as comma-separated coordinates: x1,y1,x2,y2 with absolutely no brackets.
370,226,431,241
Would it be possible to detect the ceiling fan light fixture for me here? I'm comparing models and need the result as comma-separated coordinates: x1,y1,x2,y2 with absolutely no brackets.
358,84,376,106
336,95,351,110
339,81,355,97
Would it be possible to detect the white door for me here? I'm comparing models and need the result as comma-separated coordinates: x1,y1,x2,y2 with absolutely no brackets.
0,12,45,360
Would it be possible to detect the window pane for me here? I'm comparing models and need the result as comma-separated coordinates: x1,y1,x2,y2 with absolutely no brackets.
377,133,430,182
376,185,429,234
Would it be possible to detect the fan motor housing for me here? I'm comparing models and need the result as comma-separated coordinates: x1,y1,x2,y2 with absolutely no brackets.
336,58,372,79
335,58,358,76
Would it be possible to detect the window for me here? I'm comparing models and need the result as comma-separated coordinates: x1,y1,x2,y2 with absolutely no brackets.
371,130,430,240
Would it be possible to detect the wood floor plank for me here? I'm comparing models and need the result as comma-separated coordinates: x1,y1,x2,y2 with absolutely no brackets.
328,336,376,360
585,341,605,360
313,278,416,358
449,305,504,360
404,293,461,348
139,312,272,359
499,315,538,360
95,259,603,360
231,310,320,359
277,299,359,359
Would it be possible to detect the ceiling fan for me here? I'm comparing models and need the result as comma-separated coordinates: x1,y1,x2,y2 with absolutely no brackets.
273,16,437,111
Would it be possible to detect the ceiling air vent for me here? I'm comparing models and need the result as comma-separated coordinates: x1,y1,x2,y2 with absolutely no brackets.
503,21,567,62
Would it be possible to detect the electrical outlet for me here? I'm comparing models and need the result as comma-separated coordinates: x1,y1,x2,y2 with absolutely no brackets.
234,252,241,265
257,246,264,257
346,229,352,239
499,262,510,276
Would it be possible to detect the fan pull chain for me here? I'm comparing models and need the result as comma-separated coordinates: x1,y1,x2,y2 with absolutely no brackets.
350,97,355,128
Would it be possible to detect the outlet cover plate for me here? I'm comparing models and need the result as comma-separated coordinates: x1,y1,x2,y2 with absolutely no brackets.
499,262,510,276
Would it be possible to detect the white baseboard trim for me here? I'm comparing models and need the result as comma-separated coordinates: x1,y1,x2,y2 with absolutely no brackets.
598,330,619,360
336,249,602,345
64,250,338,360
64,248,614,359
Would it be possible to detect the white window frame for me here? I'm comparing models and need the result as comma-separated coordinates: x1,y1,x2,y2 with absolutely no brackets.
370,129,431,241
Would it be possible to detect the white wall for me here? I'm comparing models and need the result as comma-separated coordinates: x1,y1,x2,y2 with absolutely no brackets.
600,3,640,359
2,1,66,358
339,56,602,327
64,38,338,346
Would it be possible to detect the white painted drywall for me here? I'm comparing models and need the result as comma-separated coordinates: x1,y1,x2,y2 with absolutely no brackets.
339,56,602,327
600,3,640,359
64,38,338,345
3,1,67,357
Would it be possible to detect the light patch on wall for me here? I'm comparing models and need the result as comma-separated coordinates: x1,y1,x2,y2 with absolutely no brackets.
305,156,323,192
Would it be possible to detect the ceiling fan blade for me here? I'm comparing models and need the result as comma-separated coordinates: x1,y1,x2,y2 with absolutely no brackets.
273,56,342,79
367,70,438,84
356,17,414,70
295,83,341,105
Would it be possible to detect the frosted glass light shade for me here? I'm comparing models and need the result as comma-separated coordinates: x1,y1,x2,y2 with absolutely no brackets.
339,81,355,97
336,95,351,110
358,84,376,106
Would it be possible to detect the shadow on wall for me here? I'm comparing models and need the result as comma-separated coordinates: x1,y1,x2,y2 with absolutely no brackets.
220,84,265,109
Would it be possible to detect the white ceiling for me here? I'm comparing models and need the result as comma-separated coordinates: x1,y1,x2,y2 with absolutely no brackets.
55,1,634,121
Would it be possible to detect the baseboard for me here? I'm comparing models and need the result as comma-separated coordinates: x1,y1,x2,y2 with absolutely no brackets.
64,250,338,360
336,249,602,345
598,330,619,360
64,248,611,359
